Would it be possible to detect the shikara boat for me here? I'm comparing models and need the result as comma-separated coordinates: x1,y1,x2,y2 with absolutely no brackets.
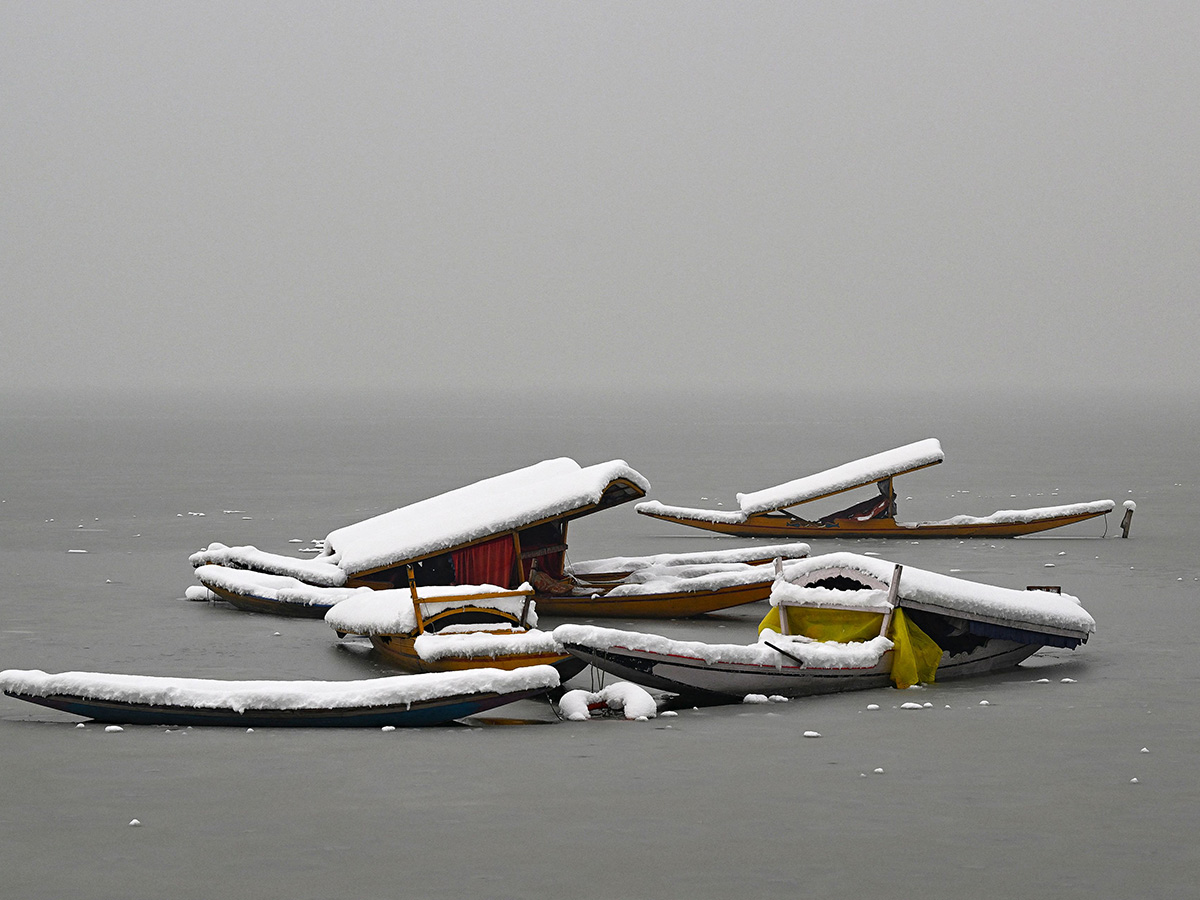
189,458,810,618
636,439,1116,539
554,552,1095,702
325,576,586,679
0,665,560,727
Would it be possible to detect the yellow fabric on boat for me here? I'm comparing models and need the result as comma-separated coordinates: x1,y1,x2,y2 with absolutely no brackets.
758,606,942,689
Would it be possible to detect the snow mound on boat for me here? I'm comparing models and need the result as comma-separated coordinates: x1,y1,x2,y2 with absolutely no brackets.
0,667,561,714
189,543,348,586
559,682,658,720
553,624,894,670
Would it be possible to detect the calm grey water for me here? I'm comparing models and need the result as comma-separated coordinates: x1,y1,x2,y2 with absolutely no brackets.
2,387,1197,900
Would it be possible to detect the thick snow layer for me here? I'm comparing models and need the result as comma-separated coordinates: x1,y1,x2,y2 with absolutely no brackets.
777,552,1096,638
634,500,748,524
188,543,348,586
771,583,894,611
413,629,562,661
0,666,560,713
553,623,893,670
567,543,810,576
317,458,649,575
921,500,1115,527
601,560,811,598
736,439,945,515
325,584,535,635
559,682,658,720
194,565,366,609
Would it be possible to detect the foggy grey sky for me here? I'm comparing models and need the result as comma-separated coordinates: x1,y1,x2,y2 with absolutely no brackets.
3,2,1197,399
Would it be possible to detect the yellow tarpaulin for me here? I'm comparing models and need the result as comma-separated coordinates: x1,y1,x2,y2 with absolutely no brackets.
758,605,942,689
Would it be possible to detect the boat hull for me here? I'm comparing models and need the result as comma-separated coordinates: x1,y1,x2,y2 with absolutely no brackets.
204,584,334,619
560,638,1040,700
533,580,773,619
3,687,550,727
637,509,1111,539
368,634,587,681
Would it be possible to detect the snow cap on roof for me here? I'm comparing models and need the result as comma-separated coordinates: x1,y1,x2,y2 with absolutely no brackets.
319,458,649,576
736,439,944,515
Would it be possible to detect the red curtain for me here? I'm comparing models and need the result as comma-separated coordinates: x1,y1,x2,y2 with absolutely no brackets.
452,536,517,587
521,549,564,581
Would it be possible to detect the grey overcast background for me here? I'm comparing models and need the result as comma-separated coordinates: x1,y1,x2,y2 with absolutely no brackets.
3,2,1197,399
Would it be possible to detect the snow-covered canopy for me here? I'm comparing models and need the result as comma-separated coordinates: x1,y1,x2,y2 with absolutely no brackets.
736,438,944,514
0,666,561,714
775,552,1095,640
318,458,649,576
635,439,943,520
326,583,535,635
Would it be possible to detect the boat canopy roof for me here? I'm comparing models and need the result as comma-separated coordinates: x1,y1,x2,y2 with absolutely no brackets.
318,458,649,577
773,551,1095,641
736,439,944,515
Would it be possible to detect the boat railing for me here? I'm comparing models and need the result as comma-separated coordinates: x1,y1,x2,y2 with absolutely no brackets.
771,559,901,639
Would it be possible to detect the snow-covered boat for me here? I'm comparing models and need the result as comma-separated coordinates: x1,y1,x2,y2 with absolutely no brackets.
553,552,1095,702
0,665,560,727
189,458,811,618
636,439,1117,539
325,578,586,679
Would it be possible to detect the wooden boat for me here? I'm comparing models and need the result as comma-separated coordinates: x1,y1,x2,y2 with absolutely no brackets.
192,565,364,618
326,575,586,679
189,458,811,618
553,552,1095,702
0,665,560,727
636,438,1116,539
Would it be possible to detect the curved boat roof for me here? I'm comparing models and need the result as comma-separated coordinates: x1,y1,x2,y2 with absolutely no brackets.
776,551,1095,641
736,438,944,515
319,458,650,577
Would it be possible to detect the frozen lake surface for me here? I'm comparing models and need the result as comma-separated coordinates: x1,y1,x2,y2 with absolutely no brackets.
2,387,1197,899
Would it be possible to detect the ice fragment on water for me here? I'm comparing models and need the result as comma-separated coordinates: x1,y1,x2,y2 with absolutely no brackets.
803,731,821,738
105,725,123,732
129,819,142,827
900,702,924,710
866,704,880,710
743,694,770,704
979,700,990,706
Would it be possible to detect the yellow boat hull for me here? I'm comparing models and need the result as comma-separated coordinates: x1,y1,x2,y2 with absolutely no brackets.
368,634,586,680
533,580,772,619
638,509,1111,539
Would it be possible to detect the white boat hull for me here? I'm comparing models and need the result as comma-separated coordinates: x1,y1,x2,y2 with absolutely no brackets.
561,638,1040,700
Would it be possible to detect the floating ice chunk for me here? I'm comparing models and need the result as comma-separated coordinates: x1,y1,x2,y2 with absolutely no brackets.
873,767,884,774
1061,678,1077,683
923,702,933,708
105,725,123,733
1044,563,1056,568
1130,778,1139,784
75,723,85,729
803,730,821,738
660,710,679,718
1034,678,1051,684
768,695,788,703
743,694,771,704
1124,500,1136,511
1140,747,1149,753
68,550,87,554
382,725,396,732
900,702,924,710
246,728,254,733
129,819,141,827
866,703,880,710
979,700,990,706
